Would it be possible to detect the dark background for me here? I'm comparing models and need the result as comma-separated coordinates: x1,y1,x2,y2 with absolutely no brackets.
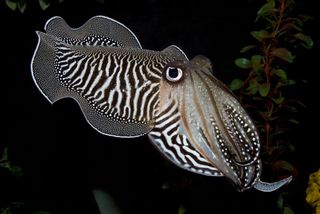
1,0,319,213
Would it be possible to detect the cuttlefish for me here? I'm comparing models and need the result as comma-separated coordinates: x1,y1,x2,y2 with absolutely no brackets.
31,16,292,192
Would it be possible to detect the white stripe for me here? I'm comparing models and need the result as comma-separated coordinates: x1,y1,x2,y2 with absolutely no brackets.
155,102,177,122
155,139,181,164
123,58,133,119
185,155,218,171
80,55,100,92
86,54,105,96
183,145,209,163
146,90,159,121
114,58,124,114
138,81,157,122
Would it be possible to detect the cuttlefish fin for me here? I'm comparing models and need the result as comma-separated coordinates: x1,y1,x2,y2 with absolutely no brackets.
44,15,142,48
31,32,152,138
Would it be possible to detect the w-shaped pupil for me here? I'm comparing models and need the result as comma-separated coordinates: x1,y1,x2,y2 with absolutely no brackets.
168,67,179,78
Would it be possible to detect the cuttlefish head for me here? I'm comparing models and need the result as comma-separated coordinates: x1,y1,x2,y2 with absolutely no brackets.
149,55,292,192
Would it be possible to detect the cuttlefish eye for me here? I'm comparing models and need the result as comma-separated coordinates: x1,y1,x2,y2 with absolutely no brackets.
165,66,183,82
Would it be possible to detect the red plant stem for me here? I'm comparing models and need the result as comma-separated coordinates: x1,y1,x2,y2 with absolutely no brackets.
262,0,287,150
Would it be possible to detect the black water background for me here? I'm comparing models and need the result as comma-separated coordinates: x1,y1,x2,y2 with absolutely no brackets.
1,0,319,213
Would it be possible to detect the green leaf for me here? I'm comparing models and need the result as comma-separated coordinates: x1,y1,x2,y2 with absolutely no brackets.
1,147,9,161
240,45,256,53
286,106,298,112
294,33,313,49
161,182,169,189
5,0,17,11
270,130,285,139
251,55,262,73
33,211,52,214
277,194,284,209
258,83,270,97
0,207,11,214
272,96,285,104
10,166,23,177
296,100,306,108
257,0,275,18
39,0,50,10
288,119,299,125
287,17,304,27
250,30,271,41
246,79,259,95
272,69,287,82
287,79,296,85
288,144,295,152
292,24,303,32
282,22,302,32
271,48,295,63
298,14,314,22
178,206,186,214
230,79,244,91
235,58,251,69
274,160,294,172
283,206,294,214
18,0,26,13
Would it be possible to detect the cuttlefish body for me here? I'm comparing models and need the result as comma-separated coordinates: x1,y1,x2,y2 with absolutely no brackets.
31,16,291,192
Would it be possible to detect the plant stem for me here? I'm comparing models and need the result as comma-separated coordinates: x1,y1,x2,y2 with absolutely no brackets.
262,0,288,151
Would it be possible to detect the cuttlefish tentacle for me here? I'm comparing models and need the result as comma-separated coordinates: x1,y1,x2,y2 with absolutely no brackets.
254,176,293,192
